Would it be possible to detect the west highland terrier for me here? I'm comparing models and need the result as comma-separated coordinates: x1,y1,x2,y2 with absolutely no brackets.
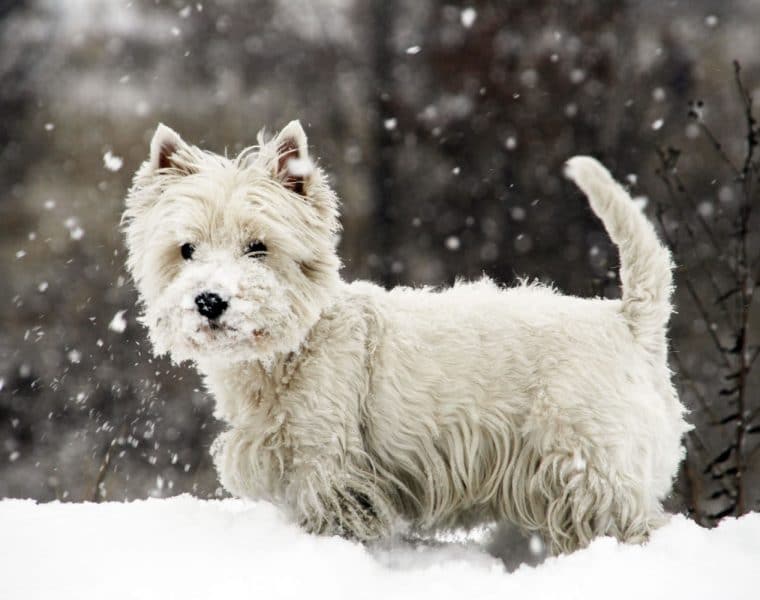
123,121,690,554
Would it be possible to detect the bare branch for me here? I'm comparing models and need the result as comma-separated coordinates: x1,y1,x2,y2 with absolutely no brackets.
90,422,127,503
694,121,740,178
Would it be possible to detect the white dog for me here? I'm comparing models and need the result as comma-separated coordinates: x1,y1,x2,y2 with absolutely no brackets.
123,121,690,554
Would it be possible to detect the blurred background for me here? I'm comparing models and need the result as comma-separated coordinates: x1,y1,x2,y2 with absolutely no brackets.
1,0,759,530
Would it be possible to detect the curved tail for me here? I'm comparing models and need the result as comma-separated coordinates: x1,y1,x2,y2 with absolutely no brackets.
564,156,674,353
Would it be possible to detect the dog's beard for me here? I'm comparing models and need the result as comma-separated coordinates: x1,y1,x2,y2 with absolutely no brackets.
142,261,305,368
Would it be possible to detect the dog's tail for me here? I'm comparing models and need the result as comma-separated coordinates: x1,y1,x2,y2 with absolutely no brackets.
564,156,673,353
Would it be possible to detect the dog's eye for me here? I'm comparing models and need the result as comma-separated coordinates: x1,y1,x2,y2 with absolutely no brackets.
180,243,196,260
245,240,268,257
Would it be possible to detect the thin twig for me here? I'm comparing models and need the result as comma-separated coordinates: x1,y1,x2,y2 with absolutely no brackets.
694,120,740,178
90,423,127,502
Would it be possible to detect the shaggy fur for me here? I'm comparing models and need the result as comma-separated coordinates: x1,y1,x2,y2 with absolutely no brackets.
123,121,690,554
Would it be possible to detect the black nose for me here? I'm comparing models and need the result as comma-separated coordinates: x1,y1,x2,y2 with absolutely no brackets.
195,292,228,320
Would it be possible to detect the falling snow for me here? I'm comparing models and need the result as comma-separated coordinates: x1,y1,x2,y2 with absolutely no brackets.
286,156,314,177
460,8,477,29
103,150,124,172
445,236,461,251
108,310,128,333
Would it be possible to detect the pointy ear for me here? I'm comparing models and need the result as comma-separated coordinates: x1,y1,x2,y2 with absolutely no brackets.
271,120,311,196
148,123,193,174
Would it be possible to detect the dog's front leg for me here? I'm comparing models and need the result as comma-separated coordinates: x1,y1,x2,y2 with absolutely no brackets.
284,462,392,542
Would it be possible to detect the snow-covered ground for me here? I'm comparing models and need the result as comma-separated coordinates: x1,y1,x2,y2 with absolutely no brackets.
1,495,758,600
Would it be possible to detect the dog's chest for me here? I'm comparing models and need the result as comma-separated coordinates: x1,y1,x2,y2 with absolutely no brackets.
205,358,357,490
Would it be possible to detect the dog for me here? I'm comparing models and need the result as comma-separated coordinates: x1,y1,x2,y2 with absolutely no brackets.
123,120,690,554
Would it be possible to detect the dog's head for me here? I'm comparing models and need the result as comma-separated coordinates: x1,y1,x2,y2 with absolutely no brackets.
123,121,341,367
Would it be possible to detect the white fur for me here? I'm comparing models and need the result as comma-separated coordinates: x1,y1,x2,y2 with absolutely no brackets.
123,123,690,554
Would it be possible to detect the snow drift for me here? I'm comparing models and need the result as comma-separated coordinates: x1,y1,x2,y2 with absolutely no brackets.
1,495,758,600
